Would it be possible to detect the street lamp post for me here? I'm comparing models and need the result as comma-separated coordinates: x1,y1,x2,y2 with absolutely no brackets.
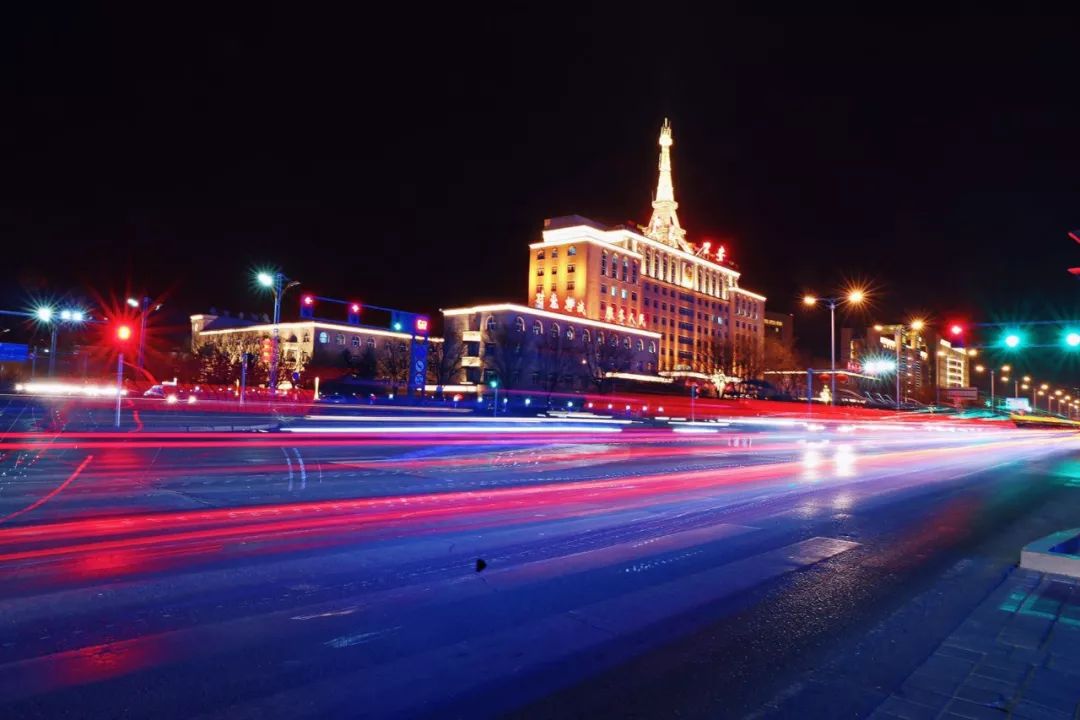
35,306,86,377
256,271,300,397
126,296,160,372
802,288,866,405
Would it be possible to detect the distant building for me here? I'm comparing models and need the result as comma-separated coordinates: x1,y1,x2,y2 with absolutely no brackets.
764,311,794,346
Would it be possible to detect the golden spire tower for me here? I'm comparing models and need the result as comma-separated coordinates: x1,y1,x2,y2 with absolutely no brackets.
645,118,690,251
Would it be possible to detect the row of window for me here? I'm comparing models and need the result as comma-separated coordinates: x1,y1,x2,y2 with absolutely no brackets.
317,332,408,351
483,315,658,353
536,280,576,295
536,246,578,260
642,248,730,298
600,252,639,284
536,264,576,276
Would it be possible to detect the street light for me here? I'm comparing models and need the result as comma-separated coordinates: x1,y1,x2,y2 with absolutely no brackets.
254,270,300,395
802,287,867,404
34,304,87,377
127,296,161,372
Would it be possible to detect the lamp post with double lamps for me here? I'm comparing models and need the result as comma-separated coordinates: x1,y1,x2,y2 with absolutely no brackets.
802,288,866,404
34,306,87,377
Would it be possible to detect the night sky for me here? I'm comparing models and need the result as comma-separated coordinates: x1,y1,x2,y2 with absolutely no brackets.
4,9,1080,378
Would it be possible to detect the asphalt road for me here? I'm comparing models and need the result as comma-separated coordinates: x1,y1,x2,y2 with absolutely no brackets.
1,418,1078,719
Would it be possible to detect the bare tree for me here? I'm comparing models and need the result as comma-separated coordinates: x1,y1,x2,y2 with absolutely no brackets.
426,337,464,396
485,322,532,390
536,327,578,400
378,340,410,394
581,333,633,393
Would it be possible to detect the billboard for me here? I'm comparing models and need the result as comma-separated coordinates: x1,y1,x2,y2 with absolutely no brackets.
1004,397,1031,412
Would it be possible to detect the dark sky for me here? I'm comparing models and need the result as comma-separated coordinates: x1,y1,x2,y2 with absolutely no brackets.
4,8,1080,380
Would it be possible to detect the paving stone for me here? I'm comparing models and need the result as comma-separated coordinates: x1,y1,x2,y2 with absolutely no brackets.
938,644,986,663
903,669,965,697
959,673,1020,699
1007,646,1048,665
1010,699,1073,720
919,653,976,680
1044,653,1080,676
972,659,1031,684
999,618,1052,649
941,698,1009,719
953,682,1010,706
874,695,940,720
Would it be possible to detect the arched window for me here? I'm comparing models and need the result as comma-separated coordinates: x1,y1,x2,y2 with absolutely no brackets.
352,336,360,348
566,326,575,340
318,331,329,344
532,319,543,336
514,316,525,333
567,245,577,256
632,261,638,283
611,254,619,278
581,329,591,344
596,331,604,345
622,258,629,281
610,334,619,347
485,316,497,332
550,322,559,339
334,333,345,345
366,338,376,350
301,332,311,343
648,341,657,353
636,339,644,351
601,252,608,276
623,336,631,349
536,250,545,260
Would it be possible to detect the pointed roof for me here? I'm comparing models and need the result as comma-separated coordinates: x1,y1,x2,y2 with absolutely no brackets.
644,119,690,251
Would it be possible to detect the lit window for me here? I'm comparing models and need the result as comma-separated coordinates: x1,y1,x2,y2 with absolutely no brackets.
537,267,544,276
567,245,577,256
648,341,656,353
486,316,497,331
566,326,574,340
536,250,545,260
623,337,631,349
567,264,575,273
550,322,559,339
622,258,629,281
533,320,543,335
352,336,360,348
582,329,591,344
335,333,345,345
636,339,644,351
514,316,526,332
366,338,375,350
621,289,627,299
567,280,575,291
596,331,604,344
551,266,558,275
551,248,558,258
318,331,329,344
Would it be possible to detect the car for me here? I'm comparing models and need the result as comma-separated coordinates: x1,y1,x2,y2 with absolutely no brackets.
316,392,357,404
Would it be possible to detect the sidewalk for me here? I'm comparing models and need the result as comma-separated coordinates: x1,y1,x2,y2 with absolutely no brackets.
870,568,1080,720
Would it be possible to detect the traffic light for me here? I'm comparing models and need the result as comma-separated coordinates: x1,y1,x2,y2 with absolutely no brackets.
948,323,964,337
261,337,272,364
414,315,430,335
1066,331,1080,348
347,302,361,325
300,295,315,319
116,324,132,342
1003,333,1022,349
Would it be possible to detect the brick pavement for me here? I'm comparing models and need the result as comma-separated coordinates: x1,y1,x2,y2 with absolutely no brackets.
870,568,1080,719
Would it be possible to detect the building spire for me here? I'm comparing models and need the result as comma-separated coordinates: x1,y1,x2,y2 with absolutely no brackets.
645,118,689,250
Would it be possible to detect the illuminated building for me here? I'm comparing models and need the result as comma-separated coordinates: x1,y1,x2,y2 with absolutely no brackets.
764,311,794,346
190,306,425,384
935,337,970,389
523,120,766,378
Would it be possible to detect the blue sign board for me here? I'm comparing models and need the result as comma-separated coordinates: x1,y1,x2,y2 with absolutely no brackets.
0,343,29,362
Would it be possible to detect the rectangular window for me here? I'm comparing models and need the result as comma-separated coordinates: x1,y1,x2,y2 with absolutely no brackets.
566,280,575,291
620,289,627,299
537,267,544,276
567,264,575,273
600,284,607,295
551,266,558,275
631,292,638,301
536,284,543,295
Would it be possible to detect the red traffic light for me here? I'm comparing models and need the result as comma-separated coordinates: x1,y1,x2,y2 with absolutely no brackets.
415,317,429,333
116,324,132,342
350,303,360,313
949,323,964,336
303,295,314,306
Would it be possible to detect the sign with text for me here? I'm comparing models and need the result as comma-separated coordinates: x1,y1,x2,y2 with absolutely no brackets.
0,343,29,362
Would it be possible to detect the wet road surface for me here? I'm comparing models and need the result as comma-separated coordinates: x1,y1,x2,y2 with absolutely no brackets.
0,420,1078,718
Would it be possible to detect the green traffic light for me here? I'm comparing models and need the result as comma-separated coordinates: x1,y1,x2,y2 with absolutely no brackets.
1067,332,1080,348
489,379,498,388
1004,333,1021,348
393,322,403,331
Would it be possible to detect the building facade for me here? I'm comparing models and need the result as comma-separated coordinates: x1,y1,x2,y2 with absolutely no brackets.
524,120,766,377
764,311,794,347
442,303,661,391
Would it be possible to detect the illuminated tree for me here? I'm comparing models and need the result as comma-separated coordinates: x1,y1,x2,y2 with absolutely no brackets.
378,340,410,394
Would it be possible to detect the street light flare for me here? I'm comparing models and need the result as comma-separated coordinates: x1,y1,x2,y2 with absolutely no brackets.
802,294,817,306
256,271,274,288
846,289,866,304
910,319,925,331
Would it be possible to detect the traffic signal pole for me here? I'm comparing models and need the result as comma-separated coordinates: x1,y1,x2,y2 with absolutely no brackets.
114,351,124,429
